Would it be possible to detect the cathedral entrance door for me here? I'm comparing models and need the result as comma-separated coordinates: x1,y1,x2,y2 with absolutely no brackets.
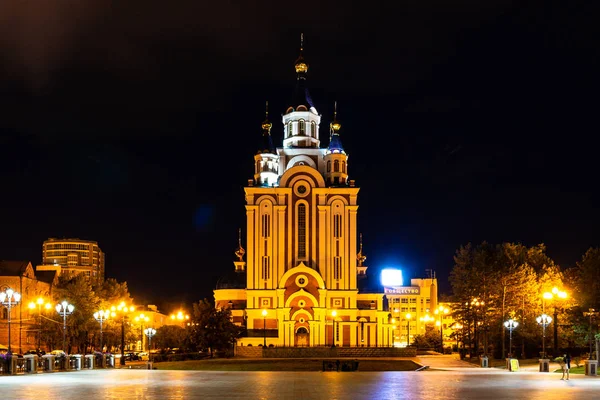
295,327,309,347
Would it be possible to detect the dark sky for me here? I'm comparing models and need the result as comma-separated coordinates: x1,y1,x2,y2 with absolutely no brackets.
1,1,598,310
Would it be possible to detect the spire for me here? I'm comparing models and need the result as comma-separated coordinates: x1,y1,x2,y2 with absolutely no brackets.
327,101,345,153
287,33,315,114
234,228,245,262
258,101,275,154
357,233,367,267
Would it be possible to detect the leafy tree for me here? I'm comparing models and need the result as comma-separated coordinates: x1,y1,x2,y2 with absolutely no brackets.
412,325,442,350
154,325,187,350
187,298,244,357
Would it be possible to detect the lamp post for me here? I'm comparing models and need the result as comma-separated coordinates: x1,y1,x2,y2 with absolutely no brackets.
503,318,519,358
536,313,552,359
111,301,135,366
583,309,597,360
93,309,110,352
135,314,150,351
144,327,156,362
543,287,567,355
331,310,338,347
0,288,21,353
28,297,51,352
55,301,74,354
406,313,412,347
262,309,268,347
435,306,449,353
170,311,190,327
453,323,463,351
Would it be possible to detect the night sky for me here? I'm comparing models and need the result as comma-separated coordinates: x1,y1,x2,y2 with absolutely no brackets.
1,1,598,310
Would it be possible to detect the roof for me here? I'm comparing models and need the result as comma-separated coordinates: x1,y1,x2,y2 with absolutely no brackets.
36,270,58,285
327,133,345,153
0,260,31,276
215,270,247,290
287,76,316,114
257,131,276,154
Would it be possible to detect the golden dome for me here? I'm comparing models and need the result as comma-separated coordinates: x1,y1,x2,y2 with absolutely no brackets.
330,120,341,132
262,119,272,131
295,60,308,74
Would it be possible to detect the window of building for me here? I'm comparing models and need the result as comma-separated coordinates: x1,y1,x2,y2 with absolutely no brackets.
327,161,331,172
334,160,340,172
311,121,316,137
298,204,306,258
262,256,270,280
299,120,305,135
410,298,417,303
410,307,417,312
334,256,342,280
342,161,346,173
333,215,342,238
262,214,270,238
288,121,293,137
401,298,408,304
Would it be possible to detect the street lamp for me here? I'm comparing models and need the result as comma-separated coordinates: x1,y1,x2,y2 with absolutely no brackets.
55,301,74,354
28,297,51,352
503,318,519,358
536,313,552,359
0,288,21,353
144,327,156,362
543,287,567,355
583,309,598,360
453,322,464,351
111,301,135,366
434,306,449,353
135,314,150,351
406,313,412,347
93,309,110,352
170,311,190,327
261,309,268,347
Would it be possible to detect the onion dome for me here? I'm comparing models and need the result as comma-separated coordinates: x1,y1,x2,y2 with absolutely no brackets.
327,101,345,154
357,233,367,266
234,228,245,262
257,101,275,154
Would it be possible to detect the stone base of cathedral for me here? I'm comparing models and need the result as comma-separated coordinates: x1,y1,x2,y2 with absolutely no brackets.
235,346,417,358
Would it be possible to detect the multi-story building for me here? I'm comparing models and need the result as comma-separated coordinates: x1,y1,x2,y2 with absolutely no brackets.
37,238,105,282
214,38,439,348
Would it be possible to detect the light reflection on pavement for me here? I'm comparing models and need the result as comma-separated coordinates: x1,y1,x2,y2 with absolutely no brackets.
1,369,599,400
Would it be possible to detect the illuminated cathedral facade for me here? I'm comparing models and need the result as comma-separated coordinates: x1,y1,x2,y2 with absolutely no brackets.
214,37,440,348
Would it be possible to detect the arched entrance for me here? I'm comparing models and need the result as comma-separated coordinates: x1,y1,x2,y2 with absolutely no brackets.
295,327,309,347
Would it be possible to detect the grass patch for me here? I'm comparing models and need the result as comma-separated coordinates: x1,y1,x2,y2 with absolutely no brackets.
552,366,585,374
154,358,419,372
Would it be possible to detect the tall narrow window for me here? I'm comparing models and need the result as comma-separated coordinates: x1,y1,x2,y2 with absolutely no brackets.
311,121,316,137
333,215,342,238
298,204,306,258
342,161,346,173
299,120,305,135
262,256,270,279
334,256,342,280
327,161,331,172
334,160,340,172
288,121,293,137
262,214,270,238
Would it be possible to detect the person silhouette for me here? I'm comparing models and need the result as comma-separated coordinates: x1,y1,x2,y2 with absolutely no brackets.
561,353,571,380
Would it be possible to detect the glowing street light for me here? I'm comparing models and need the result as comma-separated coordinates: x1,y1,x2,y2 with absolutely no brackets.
503,318,519,358
93,309,110,352
0,289,21,353
28,297,52,351
543,287,567,354
144,327,156,363
111,301,135,366
434,306,449,353
135,314,150,351
536,313,552,359
262,309,268,347
56,301,75,353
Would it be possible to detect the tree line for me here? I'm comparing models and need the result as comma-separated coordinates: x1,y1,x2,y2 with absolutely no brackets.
446,242,600,359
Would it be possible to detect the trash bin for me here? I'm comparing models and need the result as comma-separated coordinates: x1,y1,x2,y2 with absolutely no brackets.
147,361,153,370
585,359,598,376
539,358,550,372
24,354,38,374
84,354,95,369
480,356,488,368
106,354,115,368
70,355,82,371
42,354,55,372
95,353,106,368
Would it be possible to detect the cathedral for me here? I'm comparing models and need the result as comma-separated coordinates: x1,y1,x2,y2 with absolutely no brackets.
214,37,440,348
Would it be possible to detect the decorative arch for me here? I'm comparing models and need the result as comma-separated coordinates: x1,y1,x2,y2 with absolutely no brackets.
285,288,320,308
280,165,326,188
285,155,317,170
279,262,325,291
326,195,349,206
291,309,313,321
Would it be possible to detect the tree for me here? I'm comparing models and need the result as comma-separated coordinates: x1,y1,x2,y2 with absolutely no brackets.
187,298,244,357
154,325,187,350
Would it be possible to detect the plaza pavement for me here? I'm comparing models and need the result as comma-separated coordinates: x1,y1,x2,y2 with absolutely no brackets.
2,356,599,400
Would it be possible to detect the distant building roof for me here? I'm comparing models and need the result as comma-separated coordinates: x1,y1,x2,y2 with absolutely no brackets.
0,260,31,276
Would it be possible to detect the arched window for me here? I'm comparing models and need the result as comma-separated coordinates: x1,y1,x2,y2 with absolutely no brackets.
299,120,305,135
334,160,340,172
298,204,306,259
311,121,316,137
342,161,346,173
288,121,293,137
327,161,331,172
333,215,342,238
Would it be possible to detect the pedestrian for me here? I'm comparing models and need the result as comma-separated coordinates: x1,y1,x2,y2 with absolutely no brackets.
562,353,571,380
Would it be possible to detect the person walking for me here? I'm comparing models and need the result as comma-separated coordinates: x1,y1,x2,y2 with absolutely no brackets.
564,353,571,380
